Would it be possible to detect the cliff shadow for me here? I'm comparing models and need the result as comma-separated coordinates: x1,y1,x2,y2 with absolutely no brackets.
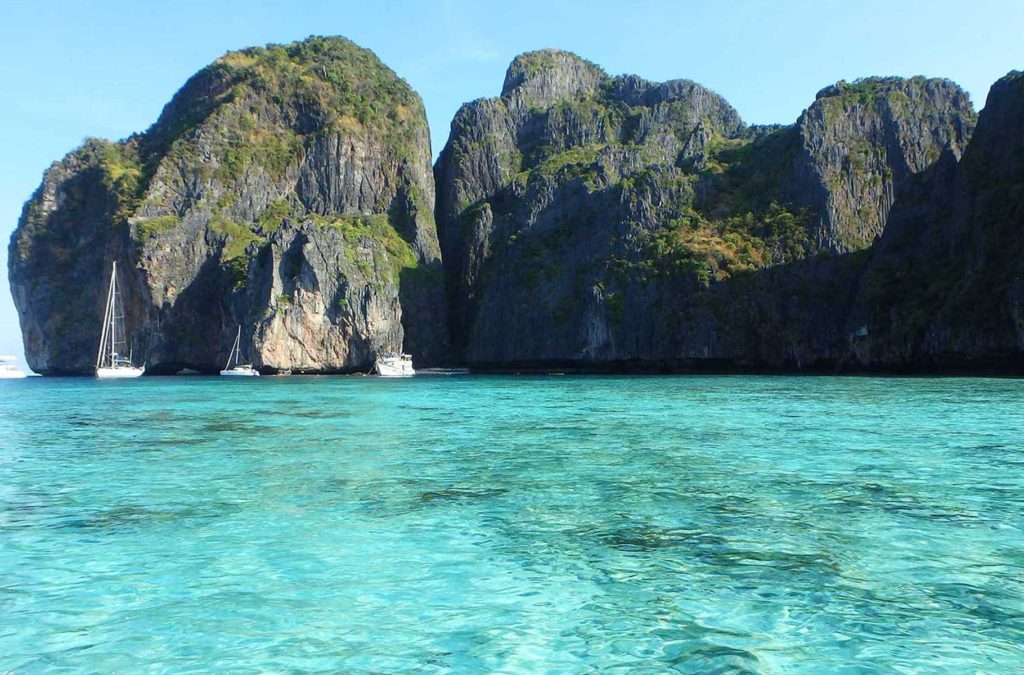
461,149,1024,375
142,253,236,375
399,260,451,367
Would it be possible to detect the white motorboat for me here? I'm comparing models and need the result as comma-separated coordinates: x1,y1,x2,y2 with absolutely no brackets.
0,355,27,379
96,261,145,379
375,353,415,377
220,326,260,377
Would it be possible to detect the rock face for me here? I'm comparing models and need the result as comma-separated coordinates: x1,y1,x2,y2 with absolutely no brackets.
11,42,1023,375
9,37,446,374
434,50,977,369
793,78,974,252
848,71,1024,370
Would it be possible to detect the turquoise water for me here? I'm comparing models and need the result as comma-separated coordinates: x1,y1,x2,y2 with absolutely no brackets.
1,375,1022,672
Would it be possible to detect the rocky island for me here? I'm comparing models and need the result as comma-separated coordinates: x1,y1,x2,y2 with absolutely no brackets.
8,37,1024,374
9,37,445,375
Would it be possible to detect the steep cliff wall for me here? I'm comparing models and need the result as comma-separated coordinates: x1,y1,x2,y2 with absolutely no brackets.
793,78,974,252
12,42,1020,375
848,71,1024,371
434,50,976,369
9,37,446,374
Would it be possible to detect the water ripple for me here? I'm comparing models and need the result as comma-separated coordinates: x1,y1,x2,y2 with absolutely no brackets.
0,375,1022,671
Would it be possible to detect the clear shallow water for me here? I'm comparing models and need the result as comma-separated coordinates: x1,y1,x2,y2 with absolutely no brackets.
0,375,1022,672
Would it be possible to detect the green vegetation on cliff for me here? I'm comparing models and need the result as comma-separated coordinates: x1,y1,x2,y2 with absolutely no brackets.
134,215,181,239
214,123,303,182
209,214,264,289
698,128,801,218
90,138,149,224
217,36,426,155
257,199,293,232
311,213,419,282
634,203,811,286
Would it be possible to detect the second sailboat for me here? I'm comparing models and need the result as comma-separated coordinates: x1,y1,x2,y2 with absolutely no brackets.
96,261,144,379
221,326,260,377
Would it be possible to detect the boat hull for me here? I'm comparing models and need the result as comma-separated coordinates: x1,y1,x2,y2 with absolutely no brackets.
220,369,260,377
0,371,27,379
96,367,145,379
375,362,415,377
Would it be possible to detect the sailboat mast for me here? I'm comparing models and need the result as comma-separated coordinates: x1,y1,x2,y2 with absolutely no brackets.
96,262,116,370
110,261,118,364
225,326,240,371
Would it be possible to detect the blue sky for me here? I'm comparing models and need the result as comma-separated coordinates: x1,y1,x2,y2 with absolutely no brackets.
2,0,1021,371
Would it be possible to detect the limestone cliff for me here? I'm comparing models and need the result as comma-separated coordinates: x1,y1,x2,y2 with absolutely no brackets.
433,50,976,369
793,78,974,252
12,42,1022,376
8,36,446,374
848,71,1024,370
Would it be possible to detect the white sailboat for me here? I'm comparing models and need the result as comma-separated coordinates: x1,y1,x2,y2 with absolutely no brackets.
220,326,260,377
375,353,415,377
96,261,145,379
0,355,27,379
